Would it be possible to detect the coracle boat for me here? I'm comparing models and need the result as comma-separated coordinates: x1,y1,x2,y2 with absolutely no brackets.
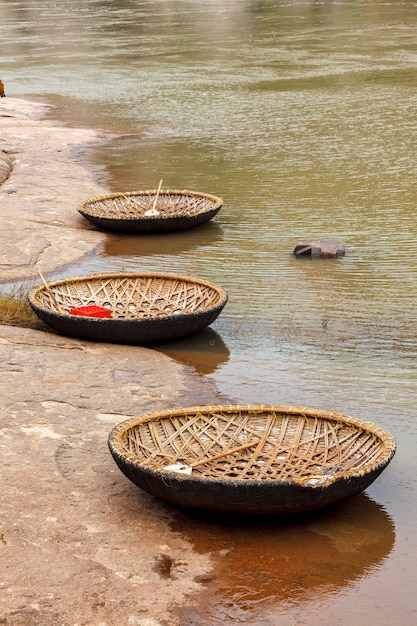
108,405,396,515
77,188,223,233
28,272,227,345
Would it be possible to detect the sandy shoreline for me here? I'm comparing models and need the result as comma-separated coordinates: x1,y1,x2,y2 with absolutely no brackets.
0,97,112,283
0,98,227,625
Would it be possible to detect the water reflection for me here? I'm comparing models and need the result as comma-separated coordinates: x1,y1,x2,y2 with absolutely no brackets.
172,494,395,625
156,327,229,375
102,220,224,259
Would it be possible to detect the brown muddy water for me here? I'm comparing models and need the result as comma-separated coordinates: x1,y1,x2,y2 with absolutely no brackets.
2,1,417,623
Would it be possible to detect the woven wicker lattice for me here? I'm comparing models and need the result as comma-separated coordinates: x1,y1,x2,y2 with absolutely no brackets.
29,272,226,320
110,405,396,484
79,189,222,219
77,189,223,232
28,273,227,344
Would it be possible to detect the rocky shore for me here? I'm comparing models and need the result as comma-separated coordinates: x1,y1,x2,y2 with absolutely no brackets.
0,97,111,282
0,98,227,625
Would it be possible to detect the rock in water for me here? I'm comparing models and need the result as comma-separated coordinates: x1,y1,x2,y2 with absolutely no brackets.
293,239,345,258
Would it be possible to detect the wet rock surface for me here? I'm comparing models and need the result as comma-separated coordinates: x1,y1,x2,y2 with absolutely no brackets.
0,98,110,283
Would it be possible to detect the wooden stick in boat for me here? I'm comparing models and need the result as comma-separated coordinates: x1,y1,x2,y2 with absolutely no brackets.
191,440,261,468
37,271,64,314
152,178,163,211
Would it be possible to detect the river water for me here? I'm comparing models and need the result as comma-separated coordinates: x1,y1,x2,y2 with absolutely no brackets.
1,1,417,624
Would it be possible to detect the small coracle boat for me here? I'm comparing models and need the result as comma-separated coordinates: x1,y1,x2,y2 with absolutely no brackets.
77,187,223,233
28,272,228,345
108,405,396,515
